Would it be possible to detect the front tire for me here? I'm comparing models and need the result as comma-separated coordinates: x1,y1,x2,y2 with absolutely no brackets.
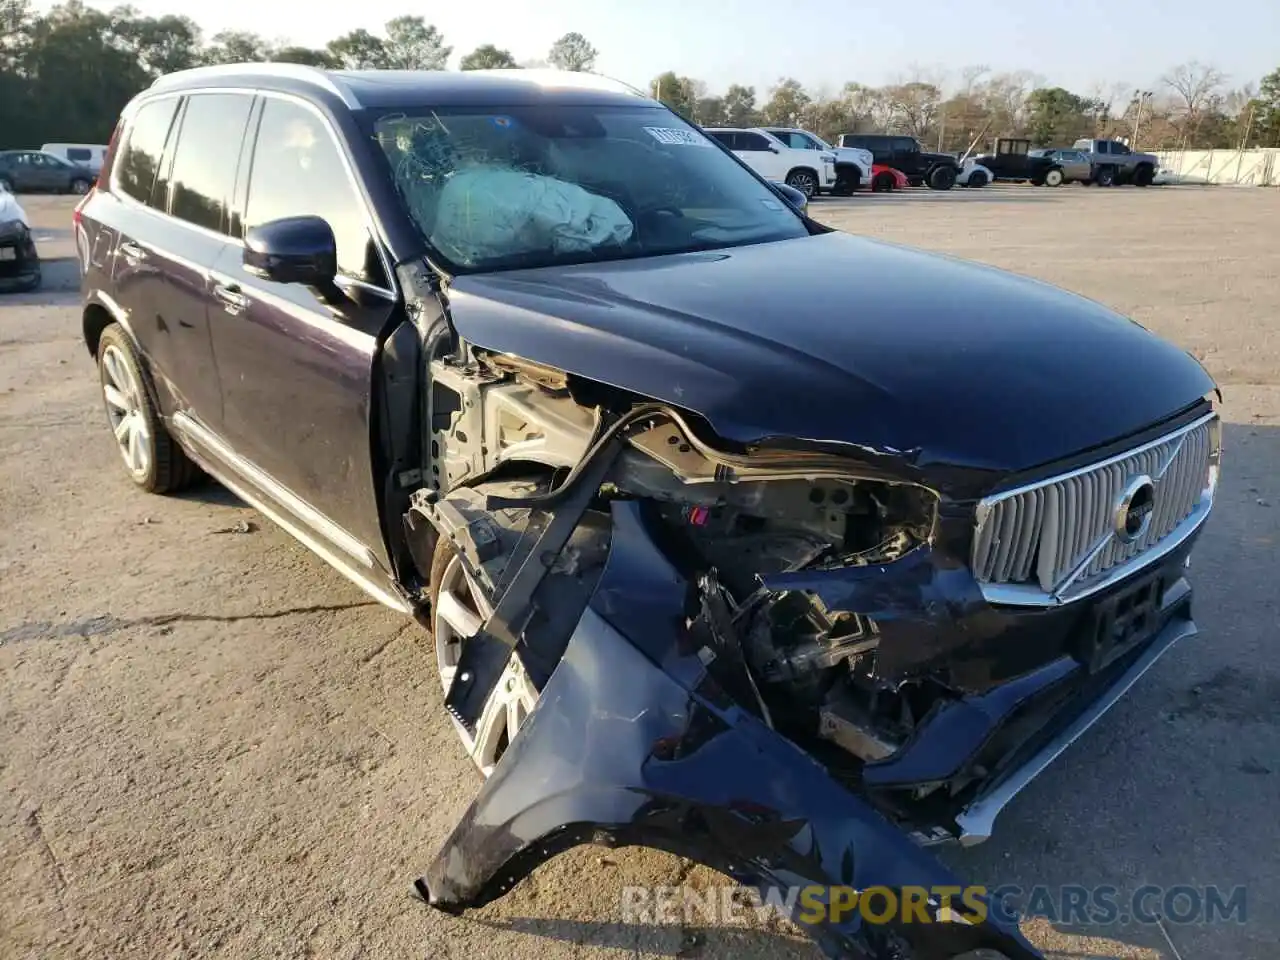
785,168,819,199
927,165,957,190
430,543,537,777
1043,167,1064,187
96,324,200,493
69,178,92,195
1095,166,1116,187
968,170,989,188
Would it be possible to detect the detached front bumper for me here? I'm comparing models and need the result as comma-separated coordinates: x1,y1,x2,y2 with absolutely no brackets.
420,502,1044,960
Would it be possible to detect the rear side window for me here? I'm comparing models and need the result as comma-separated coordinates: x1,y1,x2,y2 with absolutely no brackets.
115,99,178,205
244,97,378,284
67,148,92,162
893,138,917,152
167,93,254,233
738,133,772,151
707,131,736,149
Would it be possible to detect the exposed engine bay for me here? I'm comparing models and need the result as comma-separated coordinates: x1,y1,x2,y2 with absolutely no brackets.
414,344,944,782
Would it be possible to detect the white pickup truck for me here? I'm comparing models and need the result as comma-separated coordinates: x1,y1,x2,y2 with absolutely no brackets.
762,127,874,196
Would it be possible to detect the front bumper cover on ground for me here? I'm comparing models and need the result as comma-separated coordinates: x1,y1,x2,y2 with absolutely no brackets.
418,501,1045,959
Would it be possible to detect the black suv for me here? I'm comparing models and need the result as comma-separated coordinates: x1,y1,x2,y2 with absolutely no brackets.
837,133,960,189
78,64,1221,960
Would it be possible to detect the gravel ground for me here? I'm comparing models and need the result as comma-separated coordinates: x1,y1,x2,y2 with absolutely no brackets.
2,185,1277,960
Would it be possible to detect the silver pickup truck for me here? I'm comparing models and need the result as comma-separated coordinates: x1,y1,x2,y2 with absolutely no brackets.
1071,138,1160,186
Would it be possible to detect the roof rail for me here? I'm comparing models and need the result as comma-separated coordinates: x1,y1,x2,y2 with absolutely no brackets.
149,62,358,107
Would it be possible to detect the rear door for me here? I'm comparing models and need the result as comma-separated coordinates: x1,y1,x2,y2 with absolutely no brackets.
206,93,397,566
111,92,253,420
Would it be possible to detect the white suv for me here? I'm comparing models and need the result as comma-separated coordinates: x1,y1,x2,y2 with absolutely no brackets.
704,127,835,198
764,127,873,196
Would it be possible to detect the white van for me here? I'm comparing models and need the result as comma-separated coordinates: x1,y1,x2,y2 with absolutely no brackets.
40,143,108,174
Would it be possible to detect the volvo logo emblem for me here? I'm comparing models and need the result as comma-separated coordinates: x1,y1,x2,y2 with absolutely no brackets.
1115,475,1156,544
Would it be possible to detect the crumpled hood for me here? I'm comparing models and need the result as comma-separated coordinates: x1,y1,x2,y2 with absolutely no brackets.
446,231,1213,475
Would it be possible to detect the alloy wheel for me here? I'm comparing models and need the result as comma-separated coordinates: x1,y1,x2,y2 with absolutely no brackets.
100,344,151,479
787,171,817,198
434,553,538,776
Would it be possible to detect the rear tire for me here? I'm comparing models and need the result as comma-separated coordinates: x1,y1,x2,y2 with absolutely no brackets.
968,171,988,188
1132,163,1154,186
96,324,201,494
0,176,13,193
69,178,92,195
1095,166,1116,187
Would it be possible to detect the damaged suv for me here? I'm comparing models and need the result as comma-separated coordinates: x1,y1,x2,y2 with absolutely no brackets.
78,65,1221,960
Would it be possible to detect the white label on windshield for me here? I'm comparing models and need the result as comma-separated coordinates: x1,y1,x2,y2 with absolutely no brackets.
644,126,711,147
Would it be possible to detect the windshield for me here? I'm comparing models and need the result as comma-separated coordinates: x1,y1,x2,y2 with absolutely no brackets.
368,104,808,272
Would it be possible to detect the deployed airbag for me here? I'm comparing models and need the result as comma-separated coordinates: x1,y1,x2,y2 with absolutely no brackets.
430,168,633,265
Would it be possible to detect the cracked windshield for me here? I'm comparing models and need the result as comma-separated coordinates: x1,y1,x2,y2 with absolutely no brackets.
371,104,808,271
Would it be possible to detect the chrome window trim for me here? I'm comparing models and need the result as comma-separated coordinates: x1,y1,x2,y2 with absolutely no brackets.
974,411,1220,608
111,86,398,302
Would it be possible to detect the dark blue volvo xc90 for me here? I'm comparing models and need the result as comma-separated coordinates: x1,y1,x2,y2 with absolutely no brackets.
77,64,1222,960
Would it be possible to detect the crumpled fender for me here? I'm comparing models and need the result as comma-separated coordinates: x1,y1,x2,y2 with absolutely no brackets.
419,502,1043,960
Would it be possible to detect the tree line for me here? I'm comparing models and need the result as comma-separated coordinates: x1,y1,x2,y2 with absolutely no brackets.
2,0,1277,154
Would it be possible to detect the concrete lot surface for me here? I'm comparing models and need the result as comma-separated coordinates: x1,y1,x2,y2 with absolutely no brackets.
2,186,1277,960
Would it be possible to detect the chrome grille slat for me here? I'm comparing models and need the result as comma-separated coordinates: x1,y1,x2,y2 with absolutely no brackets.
972,414,1219,604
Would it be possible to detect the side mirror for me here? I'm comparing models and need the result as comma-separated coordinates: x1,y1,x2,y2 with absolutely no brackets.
768,144,780,153
243,215,340,298
771,181,808,213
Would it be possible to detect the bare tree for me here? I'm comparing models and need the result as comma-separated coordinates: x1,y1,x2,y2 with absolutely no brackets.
1161,61,1226,144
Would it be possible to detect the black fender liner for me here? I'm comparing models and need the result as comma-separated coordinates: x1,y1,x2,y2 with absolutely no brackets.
418,502,1043,960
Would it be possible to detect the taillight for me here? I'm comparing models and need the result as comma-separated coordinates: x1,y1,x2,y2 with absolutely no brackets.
73,189,93,227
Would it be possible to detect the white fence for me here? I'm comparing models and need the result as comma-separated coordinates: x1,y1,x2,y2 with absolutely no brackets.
1153,148,1280,186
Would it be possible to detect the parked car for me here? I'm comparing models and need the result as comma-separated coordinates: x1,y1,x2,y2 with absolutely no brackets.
0,181,41,292
79,64,1222,960
869,163,909,191
971,138,1067,185
0,149,96,194
703,126,835,197
1072,138,1160,186
836,133,960,189
957,159,994,187
41,142,109,175
762,126,873,195
1029,147,1093,183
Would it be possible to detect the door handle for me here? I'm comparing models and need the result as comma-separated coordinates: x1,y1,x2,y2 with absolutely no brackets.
118,240,147,264
213,282,248,315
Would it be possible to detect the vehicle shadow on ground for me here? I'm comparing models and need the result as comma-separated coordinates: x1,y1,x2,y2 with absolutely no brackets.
472,917,813,957
173,478,244,509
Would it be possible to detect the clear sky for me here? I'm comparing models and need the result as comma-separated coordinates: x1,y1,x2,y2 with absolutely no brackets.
67,0,1278,95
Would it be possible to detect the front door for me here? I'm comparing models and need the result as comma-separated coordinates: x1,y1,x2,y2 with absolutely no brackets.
206,94,397,568
735,131,786,180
